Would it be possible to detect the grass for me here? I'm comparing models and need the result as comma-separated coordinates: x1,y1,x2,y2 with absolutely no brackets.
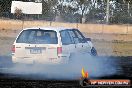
0,37,132,56
93,40,132,56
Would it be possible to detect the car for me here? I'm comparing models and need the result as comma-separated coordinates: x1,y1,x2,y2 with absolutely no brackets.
11,27,97,64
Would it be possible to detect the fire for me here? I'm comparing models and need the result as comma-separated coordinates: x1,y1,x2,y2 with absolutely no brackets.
81,67,88,78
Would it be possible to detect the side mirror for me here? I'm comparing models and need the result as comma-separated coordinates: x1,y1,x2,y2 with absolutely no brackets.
86,38,91,41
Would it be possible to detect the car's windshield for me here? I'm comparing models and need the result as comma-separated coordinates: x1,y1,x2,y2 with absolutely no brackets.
16,29,58,44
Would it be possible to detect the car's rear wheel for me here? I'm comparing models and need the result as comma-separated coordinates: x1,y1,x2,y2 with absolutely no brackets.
91,47,97,56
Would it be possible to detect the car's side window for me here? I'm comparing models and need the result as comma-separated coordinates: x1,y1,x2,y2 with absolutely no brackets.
60,30,74,45
74,30,86,43
68,30,76,43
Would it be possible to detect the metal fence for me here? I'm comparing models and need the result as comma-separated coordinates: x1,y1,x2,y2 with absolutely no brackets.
0,3,132,24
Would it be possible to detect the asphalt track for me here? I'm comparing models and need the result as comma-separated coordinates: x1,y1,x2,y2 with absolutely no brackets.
0,56,132,88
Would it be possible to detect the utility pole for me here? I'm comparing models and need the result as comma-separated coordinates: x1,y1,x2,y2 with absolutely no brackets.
106,0,110,24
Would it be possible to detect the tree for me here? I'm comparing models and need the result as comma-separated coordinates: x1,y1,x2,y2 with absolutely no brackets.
85,0,106,23
57,4,78,22
14,8,23,19
68,0,92,23
109,0,132,24
42,0,59,21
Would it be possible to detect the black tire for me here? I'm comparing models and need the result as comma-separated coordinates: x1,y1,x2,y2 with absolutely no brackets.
91,47,98,56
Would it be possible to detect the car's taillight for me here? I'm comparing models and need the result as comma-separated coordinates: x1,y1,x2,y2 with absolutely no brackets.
57,47,62,55
12,45,15,53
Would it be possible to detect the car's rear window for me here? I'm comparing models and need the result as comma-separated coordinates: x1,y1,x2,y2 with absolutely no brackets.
16,29,58,44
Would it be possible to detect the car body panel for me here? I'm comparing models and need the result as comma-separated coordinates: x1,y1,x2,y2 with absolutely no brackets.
12,27,96,64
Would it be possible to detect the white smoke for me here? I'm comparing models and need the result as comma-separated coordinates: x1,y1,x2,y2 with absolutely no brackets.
1,54,117,80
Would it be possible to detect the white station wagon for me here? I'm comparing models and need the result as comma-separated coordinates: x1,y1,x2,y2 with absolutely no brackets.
12,27,97,64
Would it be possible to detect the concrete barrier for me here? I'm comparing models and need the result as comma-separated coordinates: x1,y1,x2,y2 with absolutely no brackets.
103,24,127,34
78,24,103,33
0,19,22,30
23,21,50,28
0,19,132,34
127,25,132,34
51,22,77,28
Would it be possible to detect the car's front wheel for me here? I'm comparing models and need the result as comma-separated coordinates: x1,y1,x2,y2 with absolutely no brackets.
91,47,97,56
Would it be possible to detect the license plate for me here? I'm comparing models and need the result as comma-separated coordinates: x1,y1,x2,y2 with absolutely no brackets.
30,48,42,54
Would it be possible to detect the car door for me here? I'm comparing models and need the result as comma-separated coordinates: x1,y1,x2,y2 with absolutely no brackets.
73,29,91,54
60,30,76,57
